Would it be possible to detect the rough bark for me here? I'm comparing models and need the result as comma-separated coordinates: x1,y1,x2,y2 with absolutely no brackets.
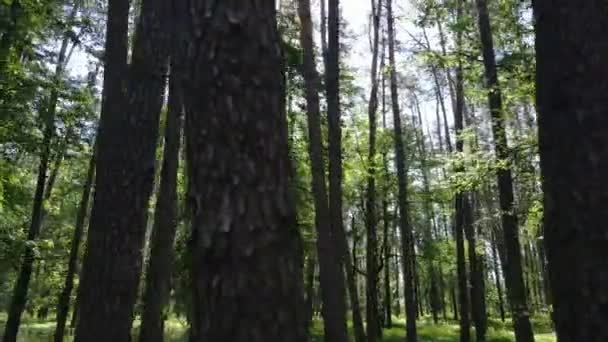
53,146,96,342
179,2,306,341
139,71,183,342
73,0,170,339
365,0,382,339
387,1,417,340
296,0,349,340
2,13,74,341
535,1,608,340
475,0,535,340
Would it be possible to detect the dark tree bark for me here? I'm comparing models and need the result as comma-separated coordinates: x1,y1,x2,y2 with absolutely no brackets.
365,0,383,340
535,1,608,340
74,0,171,339
0,0,21,79
455,194,470,342
475,0,535,341
491,229,506,322
325,0,364,340
303,254,316,338
387,1,417,340
453,1,470,340
138,71,183,342
347,216,367,342
53,146,96,342
466,195,487,342
179,2,306,341
297,0,349,340
319,0,328,65
2,12,74,340
380,34,393,330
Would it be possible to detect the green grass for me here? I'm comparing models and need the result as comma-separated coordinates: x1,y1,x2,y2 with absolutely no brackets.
309,317,555,342
1,314,555,342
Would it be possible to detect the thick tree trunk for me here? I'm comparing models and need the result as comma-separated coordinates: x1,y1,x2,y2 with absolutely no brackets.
365,0,382,340
535,1,608,340
138,72,183,342
475,1,535,341
74,0,170,339
53,147,96,342
180,3,306,341
387,1,417,340
2,14,74,341
296,1,350,340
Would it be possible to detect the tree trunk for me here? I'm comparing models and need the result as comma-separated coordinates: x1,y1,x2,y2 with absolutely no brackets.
2,13,74,341
365,0,382,340
453,1,470,340
325,0,361,340
74,0,170,339
455,193,470,342
296,1,350,340
466,195,487,342
180,3,306,341
53,146,96,342
491,229,506,322
138,70,184,342
475,0,535,340
535,1,608,340
348,215,367,342
387,1,417,340
380,35,392,330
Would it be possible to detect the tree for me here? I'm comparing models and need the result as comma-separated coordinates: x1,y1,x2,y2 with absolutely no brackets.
179,2,306,340
139,71,183,342
53,145,95,342
387,0,417,340
2,4,77,339
365,0,383,340
535,0,608,340
296,0,350,340
73,0,171,338
475,0,534,340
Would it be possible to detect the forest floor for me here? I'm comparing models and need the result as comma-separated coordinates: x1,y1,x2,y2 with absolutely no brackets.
0,314,556,341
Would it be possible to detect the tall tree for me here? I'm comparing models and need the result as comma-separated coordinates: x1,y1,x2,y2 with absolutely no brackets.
73,0,171,338
53,146,96,342
535,0,608,340
387,0,417,340
297,0,350,340
325,0,364,340
2,5,76,339
180,2,306,341
475,0,534,340
365,0,383,339
139,72,184,342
